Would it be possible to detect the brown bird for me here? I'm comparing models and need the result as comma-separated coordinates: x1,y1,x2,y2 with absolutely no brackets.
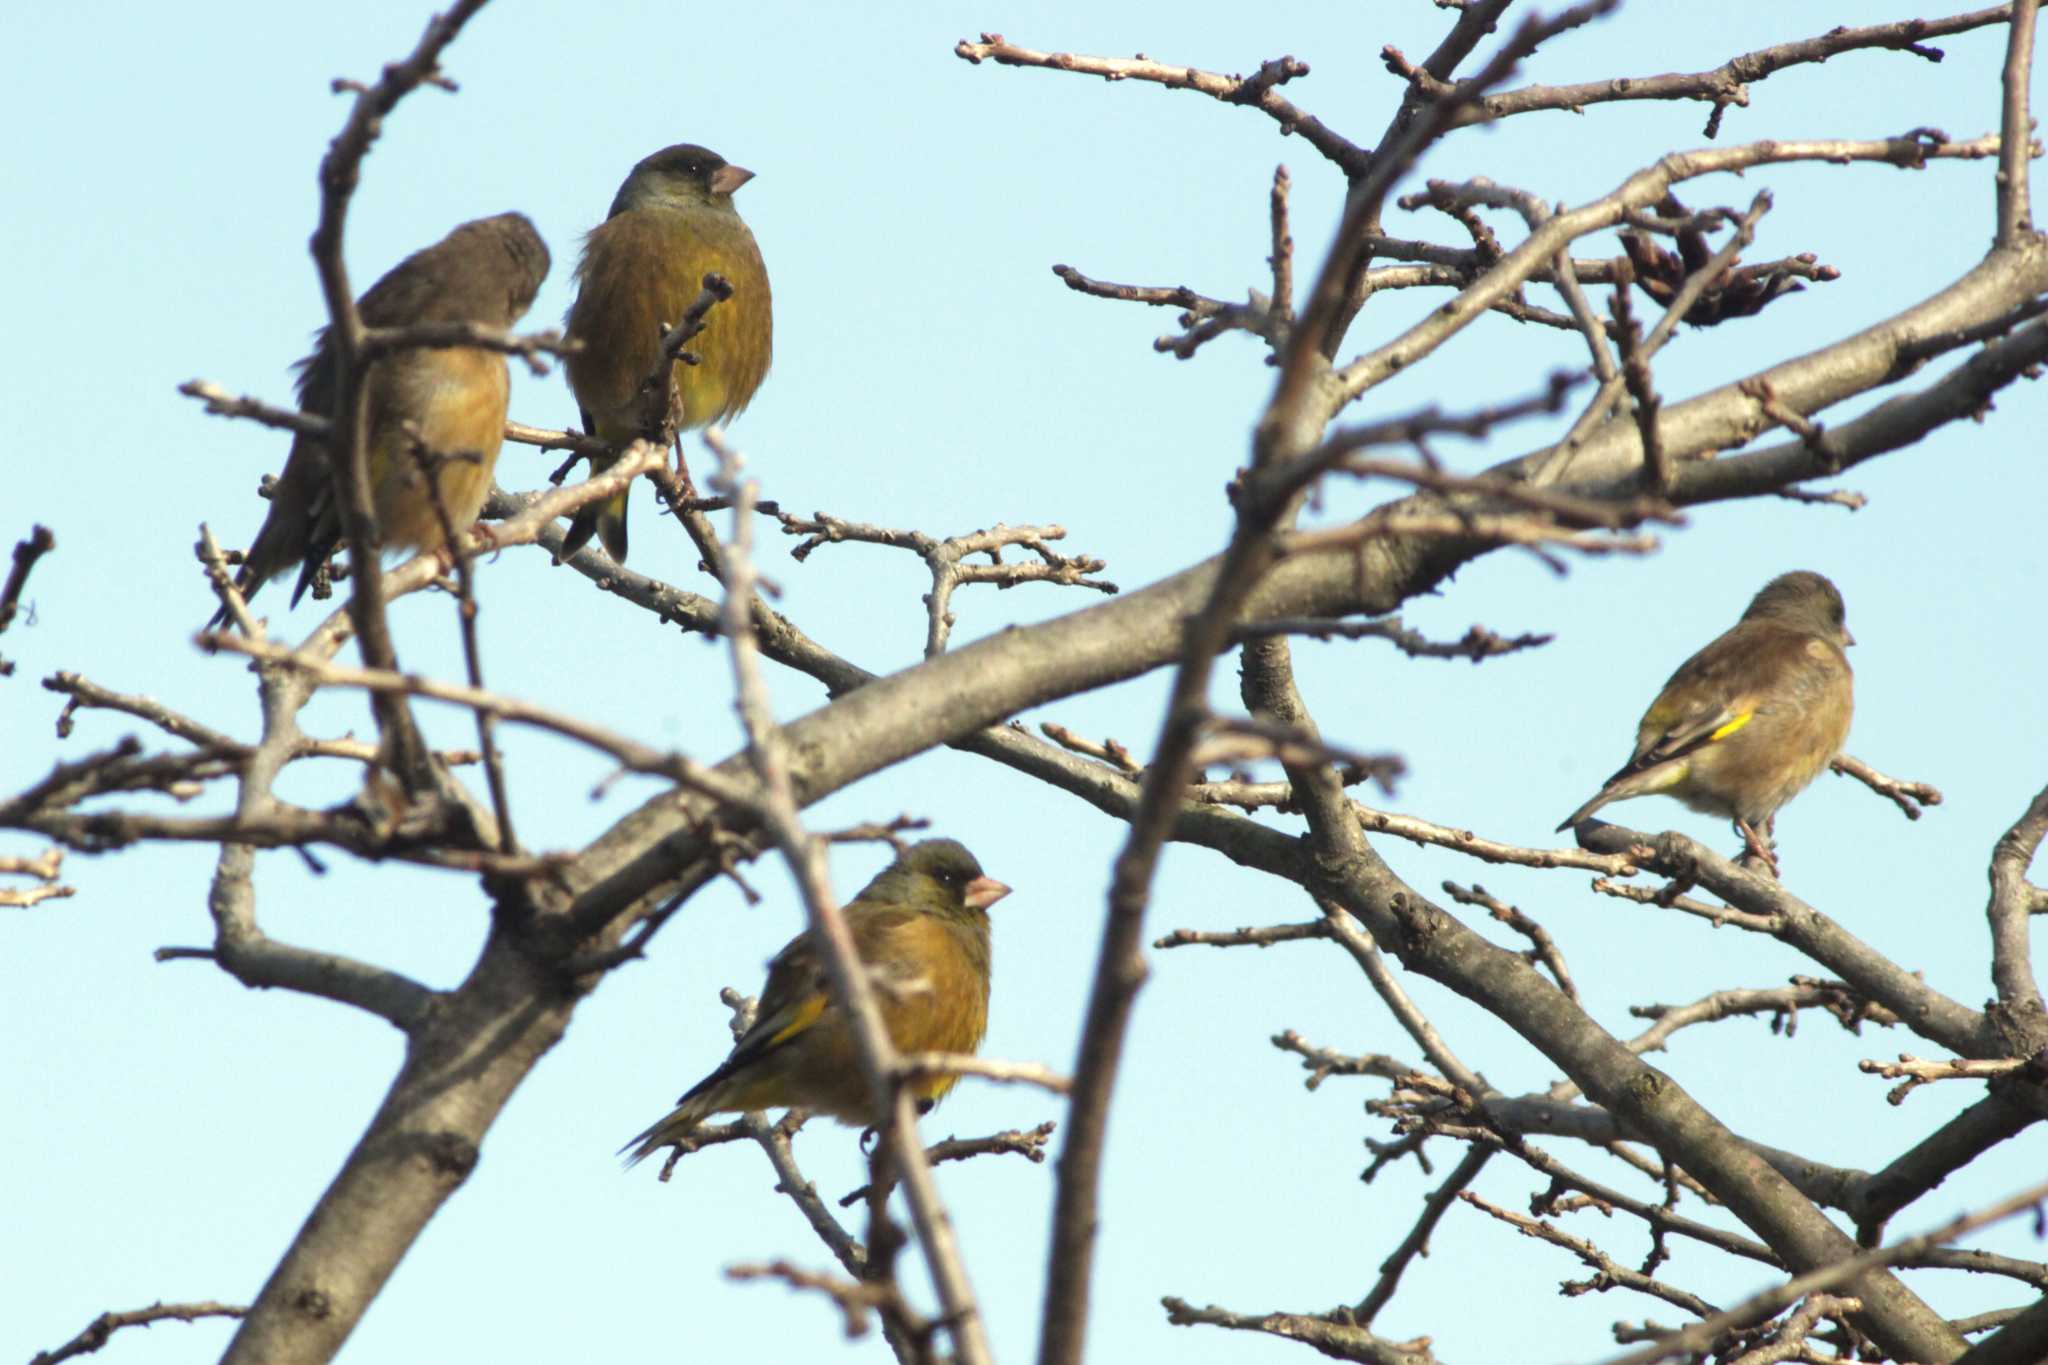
561,143,773,562
1557,571,1855,871
622,839,1010,1167
216,212,550,624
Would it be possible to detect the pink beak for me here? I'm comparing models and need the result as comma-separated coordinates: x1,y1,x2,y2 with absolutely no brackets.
964,876,1012,911
710,163,755,196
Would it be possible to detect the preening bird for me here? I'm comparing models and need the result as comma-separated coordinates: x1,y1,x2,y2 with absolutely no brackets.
215,212,550,625
622,838,1010,1168
1556,570,1855,871
561,142,772,563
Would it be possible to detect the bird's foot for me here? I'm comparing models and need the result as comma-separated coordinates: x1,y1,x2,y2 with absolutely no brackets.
670,436,702,502
1735,821,1780,878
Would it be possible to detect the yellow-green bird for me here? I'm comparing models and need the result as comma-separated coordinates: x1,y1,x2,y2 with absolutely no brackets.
216,212,550,624
561,143,772,562
623,839,1011,1167
1557,571,1854,868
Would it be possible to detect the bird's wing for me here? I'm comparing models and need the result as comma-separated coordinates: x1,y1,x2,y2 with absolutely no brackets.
705,903,920,1077
713,930,832,1079
1623,627,1815,773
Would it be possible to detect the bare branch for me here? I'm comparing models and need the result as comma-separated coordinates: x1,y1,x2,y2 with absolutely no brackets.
1443,881,1577,1000
179,380,330,438
0,846,65,881
740,1113,867,1276
1160,1296,1438,1365
894,1052,1071,1095
1596,1176,2048,1365
298,1,498,793
1355,802,1643,875
725,1260,903,1340
1554,191,1774,464
1231,613,1553,661
775,512,1115,654
1426,10,2014,135
703,428,995,1365
1,524,56,670
1461,1189,1719,1316
1156,921,1329,951
1343,135,2005,413
1576,821,1995,1056
403,438,515,851
357,319,570,374
29,1300,247,1365
1987,782,2048,1020
1354,1146,1493,1324
1860,1053,2036,1105
1270,1029,1415,1090
204,635,759,812
839,1122,1058,1206
1831,753,1944,819
953,38,1366,171
0,879,75,909
1998,0,2040,243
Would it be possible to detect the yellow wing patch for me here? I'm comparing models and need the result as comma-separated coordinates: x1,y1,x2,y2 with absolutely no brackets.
766,993,828,1048
1708,711,1754,743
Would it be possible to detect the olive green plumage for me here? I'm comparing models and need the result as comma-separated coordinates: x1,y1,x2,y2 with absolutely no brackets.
561,143,773,563
216,213,551,626
1558,571,1855,865
623,839,1011,1167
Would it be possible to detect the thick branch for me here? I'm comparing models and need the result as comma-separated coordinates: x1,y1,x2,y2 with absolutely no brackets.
1986,783,2048,1029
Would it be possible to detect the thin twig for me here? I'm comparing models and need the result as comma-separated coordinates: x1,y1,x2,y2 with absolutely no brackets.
29,1300,247,1365
705,428,995,1365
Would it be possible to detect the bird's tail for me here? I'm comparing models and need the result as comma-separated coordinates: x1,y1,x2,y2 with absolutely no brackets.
207,581,253,632
207,553,275,631
1558,760,1677,832
1555,787,1615,833
619,1085,718,1168
558,483,630,564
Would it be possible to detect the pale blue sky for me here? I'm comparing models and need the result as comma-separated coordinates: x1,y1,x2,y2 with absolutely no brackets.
5,4,2045,1362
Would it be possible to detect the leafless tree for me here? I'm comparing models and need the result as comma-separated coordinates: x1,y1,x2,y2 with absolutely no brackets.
11,3,2048,1364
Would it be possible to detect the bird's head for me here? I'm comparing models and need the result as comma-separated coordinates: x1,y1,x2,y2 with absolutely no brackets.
1746,570,1853,648
883,838,1012,919
609,143,755,218
461,212,552,320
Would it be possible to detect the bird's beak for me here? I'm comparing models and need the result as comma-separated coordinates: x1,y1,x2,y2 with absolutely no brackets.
1842,628,1856,647
964,876,1012,910
710,164,755,196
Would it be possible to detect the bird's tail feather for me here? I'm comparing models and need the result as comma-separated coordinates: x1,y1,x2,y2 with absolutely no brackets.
207,560,271,631
619,1086,718,1168
1556,788,1614,833
1558,760,1683,832
559,487,630,564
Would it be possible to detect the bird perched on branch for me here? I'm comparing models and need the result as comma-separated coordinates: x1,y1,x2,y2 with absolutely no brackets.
622,839,1011,1168
214,212,551,625
1557,570,1854,872
561,142,772,563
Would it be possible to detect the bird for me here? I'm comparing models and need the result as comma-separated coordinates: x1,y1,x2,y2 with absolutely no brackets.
560,142,773,563
1556,570,1855,871
622,838,1011,1168
214,212,551,626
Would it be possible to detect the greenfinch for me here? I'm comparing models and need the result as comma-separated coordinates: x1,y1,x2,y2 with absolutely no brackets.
561,143,773,562
623,839,1010,1167
216,212,551,624
1557,571,1854,866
